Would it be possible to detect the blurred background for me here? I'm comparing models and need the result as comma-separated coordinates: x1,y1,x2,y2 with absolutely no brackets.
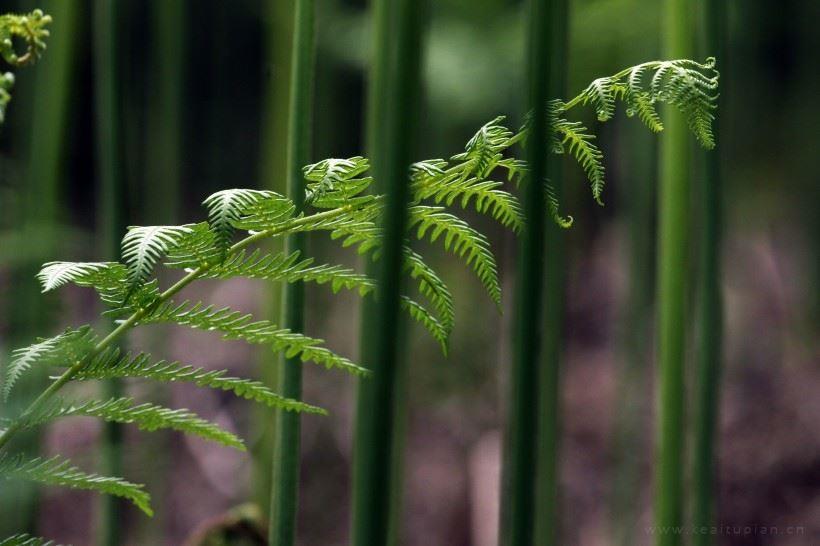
0,0,817,544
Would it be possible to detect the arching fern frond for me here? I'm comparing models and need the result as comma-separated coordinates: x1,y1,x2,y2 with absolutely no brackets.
70,349,325,414
0,454,152,516
408,206,501,307
139,301,368,376
203,189,288,254
304,157,373,208
121,225,193,293
18,397,245,450
451,116,513,178
3,327,96,400
553,117,606,205
37,261,117,292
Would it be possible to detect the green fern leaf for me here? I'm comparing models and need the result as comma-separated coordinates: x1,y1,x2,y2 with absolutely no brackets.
554,118,606,205
0,534,63,546
303,157,372,208
20,397,245,450
140,301,368,376
451,116,513,177
121,225,193,292
36,261,118,292
203,189,288,252
3,327,96,400
408,206,501,306
71,349,325,414
0,454,152,516
582,77,616,121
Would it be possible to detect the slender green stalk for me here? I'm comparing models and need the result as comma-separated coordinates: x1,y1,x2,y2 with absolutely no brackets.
655,0,692,544
0,0,77,537
351,0,423,544
253,0,293,512
692,1,725,543
93,1,126,544
611,125,656,546
500,0,553,544
268,1,315,544
534,1,568,545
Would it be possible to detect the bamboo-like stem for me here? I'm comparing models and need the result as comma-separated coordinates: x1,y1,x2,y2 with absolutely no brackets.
655,0,693,544
268,1,315,544
93,1,127,544
351,0,423,544
0,0,78,537
611,125,656,546
499,0,553,544
534,1,567,545
691,1,725,543
253,0,293,512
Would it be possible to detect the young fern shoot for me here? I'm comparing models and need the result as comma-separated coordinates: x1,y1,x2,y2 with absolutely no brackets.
0,10,51,123
0,57,717,542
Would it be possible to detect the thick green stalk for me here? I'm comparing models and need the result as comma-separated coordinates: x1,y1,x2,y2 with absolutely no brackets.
0,0,78,537
692,0,725,543
268,1,315,544
655,0,692,544
499,0,553,544
93,1,126,545
351,0,422,545
534,1,567,545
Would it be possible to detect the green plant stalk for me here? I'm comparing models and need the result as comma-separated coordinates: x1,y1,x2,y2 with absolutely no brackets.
692,0,725,543
351,0,422,544
655,0,692,544
611,125,656,546
534,0,568,545
268,1,315,544
0,0,77,537
253,0,293,512
0,203,366,458
93,1,127,544
500,0,553,544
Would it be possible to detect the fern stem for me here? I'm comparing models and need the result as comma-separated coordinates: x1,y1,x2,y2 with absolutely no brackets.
499,0,554,544
268,1,315,544
351,0,423,544
93,0,127,542
655,0,693,544
534,1,568,545
691,1,725,544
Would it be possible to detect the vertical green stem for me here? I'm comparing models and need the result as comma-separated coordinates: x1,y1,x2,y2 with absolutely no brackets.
268,1,314,544
692,1,725,544
351,1,423,545
93,1,126,545
500,0,553,544
655,0,692,544
0,0,77,537
254,0,293,513
534,1,567,545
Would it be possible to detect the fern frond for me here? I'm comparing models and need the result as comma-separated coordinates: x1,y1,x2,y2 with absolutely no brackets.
203,189,288,253
0,534,63,546
403,249,455,336
303,157,373,208
71,349,325,414
4,327,96,400
553,117,606,205
164,222,220,270
121,225,193,292
451,116,513,177
408,206,501,306
0,454,152,516
0,10,51,124
400,296,448,352
139,301,368,376
411,163,525,233
581,77,616,121
229,194,297,234
37,261,117,292
20,397,245,450
204,249,375,296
